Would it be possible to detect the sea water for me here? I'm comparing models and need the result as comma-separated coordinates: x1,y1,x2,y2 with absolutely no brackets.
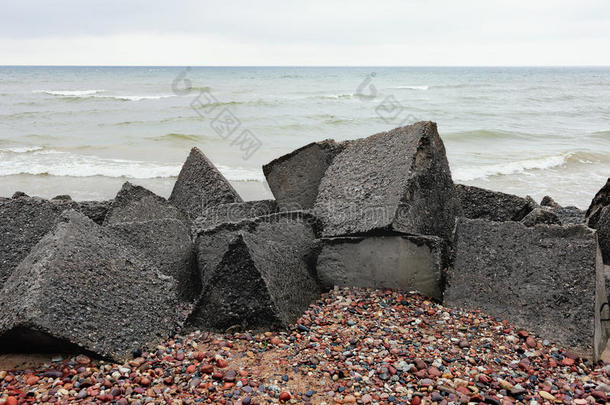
0,66,608,207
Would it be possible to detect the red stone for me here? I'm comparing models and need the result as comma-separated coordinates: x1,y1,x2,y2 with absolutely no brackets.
200,364,214,374
216,358,228,368
6,397,18,405
411,396,421,405
186,365,196,374
561,358,574,366
526,337,537,348
279,392,291,402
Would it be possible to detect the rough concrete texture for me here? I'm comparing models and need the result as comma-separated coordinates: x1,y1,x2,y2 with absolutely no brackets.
455,184,537,222
189,212,321,332
445,218,606,360
594,206,610,265
77,200,113,225
169,147,242,220
314,122,461,239
520,207,561,227
104,182,187,225
263,140,345,211
552,206,585,225
586,178,610,228
315,235,444,300
0,196,77,287
192,200,278,233
107,219,199,302
540,195,561,208
0,211,185,361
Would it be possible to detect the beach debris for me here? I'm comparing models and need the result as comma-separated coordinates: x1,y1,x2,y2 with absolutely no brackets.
169,147,242,220
263,139,345,211
445,218,608,360
192,199,278,233
315,234,445,299
189,212,321,332
455,184,538,222
0,211,186,361
0,195,77,287
520,207,561,226
314,121,461,239
103,181,187,225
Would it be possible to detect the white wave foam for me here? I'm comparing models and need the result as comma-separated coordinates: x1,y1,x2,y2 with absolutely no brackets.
36,90,103,96
452,154,569,182
395,85,429,90
35,90,174,101
0,146,43,153
0,150,263,181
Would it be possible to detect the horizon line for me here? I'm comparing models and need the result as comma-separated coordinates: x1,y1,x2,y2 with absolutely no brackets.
1,64,610,68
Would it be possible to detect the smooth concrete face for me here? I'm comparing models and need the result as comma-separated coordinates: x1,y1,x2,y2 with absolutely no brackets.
316,235,443,300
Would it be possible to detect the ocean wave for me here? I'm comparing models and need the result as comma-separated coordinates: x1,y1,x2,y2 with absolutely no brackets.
147,133,203,142
445,129,530,141
35,89,175,102
395,85,429,90
36,89,103,96
0,149,264,181
452,151,604,181
0,146,44,153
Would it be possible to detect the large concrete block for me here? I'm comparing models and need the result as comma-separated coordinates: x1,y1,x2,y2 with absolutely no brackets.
594,206,610,265
314,122,461,239
108,218,199,302
315,235,444,300
169,147,242,220
0,211,185,361
192,199,278,233
263,140,345,211
104,182,187,225
0,196,77,287
455,184,536,222
445,218,607,360
77,200,112,225
189,212,321,332
586,178,610,227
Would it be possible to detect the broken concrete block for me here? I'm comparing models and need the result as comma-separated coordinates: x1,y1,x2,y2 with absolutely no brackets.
445,218,607,360
192,200,278,233
314,122,461,239
263,140,345,211
586,178,610,227
77,200,113,225
108,218,199,302
0,196,77,287
169,147,242,220
315,235,444,300
189,212,321,332
594,206,610,265
455,184,536,222
520,207,561,227
104,182,187,225
0,211,185,360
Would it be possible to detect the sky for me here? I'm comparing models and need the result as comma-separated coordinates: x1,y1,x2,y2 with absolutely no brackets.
1,0,609,66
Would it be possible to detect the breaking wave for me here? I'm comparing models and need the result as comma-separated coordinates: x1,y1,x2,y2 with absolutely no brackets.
395,85,429,90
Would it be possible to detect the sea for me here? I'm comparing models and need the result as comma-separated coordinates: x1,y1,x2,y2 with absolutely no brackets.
0,66,609,208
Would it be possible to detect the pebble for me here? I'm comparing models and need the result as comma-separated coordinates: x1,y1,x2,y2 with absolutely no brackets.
1,287,609,405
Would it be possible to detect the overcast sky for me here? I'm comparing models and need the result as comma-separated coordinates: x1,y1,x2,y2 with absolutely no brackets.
1,0,609,66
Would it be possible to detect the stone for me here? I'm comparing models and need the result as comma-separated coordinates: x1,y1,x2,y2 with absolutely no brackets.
593,206,610,265
315,234,444,299
445,218,608,360
76,200,112,225
0,196,77,287
263,140,345,211
103,182,187,225
189,212,321,332
107,218,199,302
0,210,185,361
314,122,461,239
520,208,561,227
540,195,561,208
551,206,584,225
169,147,242,220
586,178,610,227
192,200,278,232
455,184,537,222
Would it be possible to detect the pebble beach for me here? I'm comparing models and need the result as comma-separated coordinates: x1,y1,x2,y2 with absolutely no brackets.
1,287,609,405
